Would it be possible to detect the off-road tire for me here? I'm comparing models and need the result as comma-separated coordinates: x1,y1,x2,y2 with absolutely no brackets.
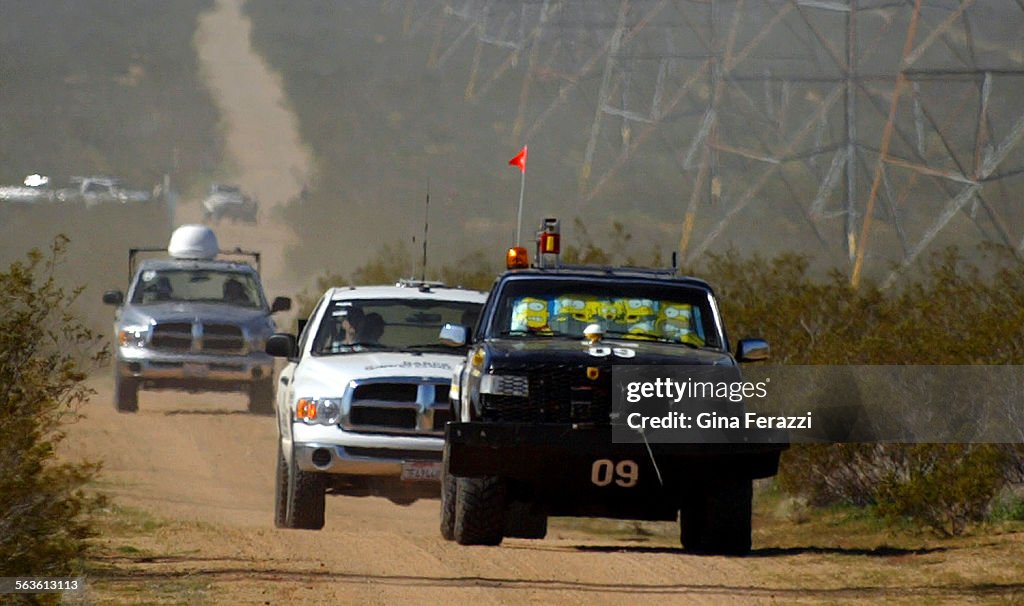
274,442,289,528
454,476,506,546
114,373,139,413
248,378,275,415
680,478,753,555
504,500,548,539
284,447,326,530
440,445,457,541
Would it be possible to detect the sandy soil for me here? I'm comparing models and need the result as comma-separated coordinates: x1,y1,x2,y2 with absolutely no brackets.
64,379,1024,605
66,382,767,606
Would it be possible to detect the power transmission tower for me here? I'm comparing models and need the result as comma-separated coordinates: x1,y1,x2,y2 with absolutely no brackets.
403,1,1024,286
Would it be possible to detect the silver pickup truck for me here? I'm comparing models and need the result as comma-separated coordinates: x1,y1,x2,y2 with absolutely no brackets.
102,225,291,413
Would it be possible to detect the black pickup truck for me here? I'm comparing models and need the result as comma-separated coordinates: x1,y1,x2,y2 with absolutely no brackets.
438,221,787,555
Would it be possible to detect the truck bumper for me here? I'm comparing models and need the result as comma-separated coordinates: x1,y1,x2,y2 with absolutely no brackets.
293,430,444,480
116,349,273,390
446,421,788,518
448,421,787,479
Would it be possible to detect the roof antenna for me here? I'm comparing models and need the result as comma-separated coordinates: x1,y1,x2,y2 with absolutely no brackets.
420,179,430,285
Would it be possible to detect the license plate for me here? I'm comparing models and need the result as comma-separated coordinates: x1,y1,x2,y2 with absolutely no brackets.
400,461,442,482
183,362,208,378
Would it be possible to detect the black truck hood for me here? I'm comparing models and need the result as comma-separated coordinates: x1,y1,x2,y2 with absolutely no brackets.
483,337,736,368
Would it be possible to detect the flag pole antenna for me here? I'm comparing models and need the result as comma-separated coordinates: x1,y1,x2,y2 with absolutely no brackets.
508,145,528,246
421,179,430,283
516,166,526,246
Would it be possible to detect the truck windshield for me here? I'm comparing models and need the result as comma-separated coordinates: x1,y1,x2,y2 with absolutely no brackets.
487,278,721,348
311,298,482,355
131,269,263,308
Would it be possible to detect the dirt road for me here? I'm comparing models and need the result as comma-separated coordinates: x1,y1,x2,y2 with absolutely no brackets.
65,380,1024,604
67,381,763,605
190,0,312,297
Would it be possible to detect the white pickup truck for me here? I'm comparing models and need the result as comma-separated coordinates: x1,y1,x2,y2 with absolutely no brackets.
266,281,486,530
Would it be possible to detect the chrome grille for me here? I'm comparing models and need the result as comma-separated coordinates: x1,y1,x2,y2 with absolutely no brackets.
150,322,192,352
349,406,418,429
343,380,451,435
480,364,613,425
148,321,246,353
202,323,244,353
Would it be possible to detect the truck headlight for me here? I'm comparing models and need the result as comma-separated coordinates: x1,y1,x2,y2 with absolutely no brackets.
296,397,343,425
480,374,529,397
118,325,149,348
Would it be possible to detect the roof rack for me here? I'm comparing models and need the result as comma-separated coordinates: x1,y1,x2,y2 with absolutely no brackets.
538,264,679,276
396,278,447,292
128,246,261,282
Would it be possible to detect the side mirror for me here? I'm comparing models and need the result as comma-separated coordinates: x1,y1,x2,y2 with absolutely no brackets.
439,323,467,347
102,290,124,306
266,333,297,359
271,296,292,313
736,338,770,362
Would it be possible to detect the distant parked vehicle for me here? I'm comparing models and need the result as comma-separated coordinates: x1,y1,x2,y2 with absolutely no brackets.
0,174,154,207
57,176,153,207
202,183,258,224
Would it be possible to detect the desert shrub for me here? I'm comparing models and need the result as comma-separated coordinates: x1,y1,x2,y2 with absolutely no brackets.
0,236,107,589
703,246,1024,535
779,444,1021,535
989,485,1024,522
778,444,894,507
873,444,1015,537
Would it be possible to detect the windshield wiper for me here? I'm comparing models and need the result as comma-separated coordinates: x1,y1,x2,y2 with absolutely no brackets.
318,342,392,355
602,329,663,341
602,329,703,348
497,329,574,338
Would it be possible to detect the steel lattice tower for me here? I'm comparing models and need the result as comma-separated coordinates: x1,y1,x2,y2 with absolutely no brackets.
398,1,1024,286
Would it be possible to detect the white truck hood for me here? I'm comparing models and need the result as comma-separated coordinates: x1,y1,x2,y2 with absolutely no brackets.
290,351,460,396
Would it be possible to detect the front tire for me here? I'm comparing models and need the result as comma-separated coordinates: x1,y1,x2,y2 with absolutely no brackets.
283,446,326,530
274,442,289,528
440,444,457,541
454,476,506,546
114,372,138,413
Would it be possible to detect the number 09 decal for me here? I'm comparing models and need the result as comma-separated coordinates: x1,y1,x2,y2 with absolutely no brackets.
590,459,639,488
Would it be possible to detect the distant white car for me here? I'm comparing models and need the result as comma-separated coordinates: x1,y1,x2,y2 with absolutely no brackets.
1,175,152,206
202,183,258,224
266,281,486,530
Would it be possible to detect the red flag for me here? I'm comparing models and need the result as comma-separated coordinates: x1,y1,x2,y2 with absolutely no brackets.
508,145,528,173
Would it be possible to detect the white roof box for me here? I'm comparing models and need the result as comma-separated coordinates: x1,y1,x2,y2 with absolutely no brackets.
168,224,219,260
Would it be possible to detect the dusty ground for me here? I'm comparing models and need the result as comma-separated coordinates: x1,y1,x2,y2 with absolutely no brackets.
63,379,1024,605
